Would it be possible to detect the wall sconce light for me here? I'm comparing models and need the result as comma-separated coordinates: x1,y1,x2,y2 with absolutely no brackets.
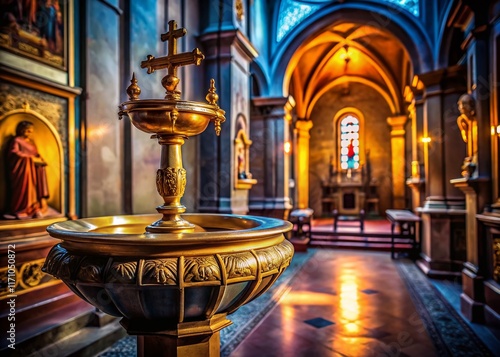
491,125,500,136
420,136,431,143
284,141,292,154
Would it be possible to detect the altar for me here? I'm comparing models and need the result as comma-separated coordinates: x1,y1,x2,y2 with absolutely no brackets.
321,169,377,216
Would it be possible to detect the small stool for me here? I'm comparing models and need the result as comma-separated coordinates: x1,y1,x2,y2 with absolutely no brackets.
289,208,314,239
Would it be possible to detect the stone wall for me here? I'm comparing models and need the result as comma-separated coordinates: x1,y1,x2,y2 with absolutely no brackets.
308,82,393,216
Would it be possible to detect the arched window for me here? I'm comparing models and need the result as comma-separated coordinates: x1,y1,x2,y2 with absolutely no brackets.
276,0,322,42
339,114,360,170
276,0,419,43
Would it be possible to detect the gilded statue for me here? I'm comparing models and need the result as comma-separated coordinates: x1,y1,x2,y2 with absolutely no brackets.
5,121,49,219
456,94,478,178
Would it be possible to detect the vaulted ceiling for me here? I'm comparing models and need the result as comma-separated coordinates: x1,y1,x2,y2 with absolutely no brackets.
287,22,412,118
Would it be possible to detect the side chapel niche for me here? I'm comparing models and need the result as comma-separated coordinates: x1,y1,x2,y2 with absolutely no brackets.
0,104,65,221
234,115,257,190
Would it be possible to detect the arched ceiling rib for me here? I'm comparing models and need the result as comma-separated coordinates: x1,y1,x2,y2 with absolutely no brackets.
286,22,412,119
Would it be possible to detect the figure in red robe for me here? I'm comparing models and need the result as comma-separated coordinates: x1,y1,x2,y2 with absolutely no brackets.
6,121,49,219
347,138,355,169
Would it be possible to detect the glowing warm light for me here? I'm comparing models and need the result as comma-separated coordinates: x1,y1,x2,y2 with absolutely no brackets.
339,271,359,325
344,322,359,334
420,136,431,143
281,303,296,346
493,125,500,136
87,124,110,139
284,141,292,154
340,45,351,63
281,291,336,305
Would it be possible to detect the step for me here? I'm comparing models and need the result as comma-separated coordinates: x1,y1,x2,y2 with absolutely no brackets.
26,319,126,357
1,300,126,357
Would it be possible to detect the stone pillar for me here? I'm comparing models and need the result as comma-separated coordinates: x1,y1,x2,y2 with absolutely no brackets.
415,66,467,278
249,97,293,219
406,88,426,211
198,30,258,214
387,115,408,209
451,2,493,323
295,119,313,209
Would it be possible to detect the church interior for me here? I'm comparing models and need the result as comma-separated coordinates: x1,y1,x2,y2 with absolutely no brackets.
1,0,500,356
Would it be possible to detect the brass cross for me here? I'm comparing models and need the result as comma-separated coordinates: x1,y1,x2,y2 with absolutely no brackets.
141,20,204,77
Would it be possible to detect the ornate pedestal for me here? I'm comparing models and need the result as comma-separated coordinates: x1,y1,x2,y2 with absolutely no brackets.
451,177,490,322
416,197,466,278
476,211,500,327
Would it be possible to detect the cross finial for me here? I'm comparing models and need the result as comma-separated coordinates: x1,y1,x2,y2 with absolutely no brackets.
161,20,186,60
140,20,204,100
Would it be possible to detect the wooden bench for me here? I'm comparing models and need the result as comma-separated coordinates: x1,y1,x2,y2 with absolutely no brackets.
289,208,314,239
385,209,421,259
333,209,365,232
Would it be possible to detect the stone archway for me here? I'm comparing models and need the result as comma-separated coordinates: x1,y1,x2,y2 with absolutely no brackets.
281,20,415,213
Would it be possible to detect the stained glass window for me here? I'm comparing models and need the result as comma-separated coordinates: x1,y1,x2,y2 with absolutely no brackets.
276,0,419,43
276,0,321,42
340,115,360,170
383,0,419,16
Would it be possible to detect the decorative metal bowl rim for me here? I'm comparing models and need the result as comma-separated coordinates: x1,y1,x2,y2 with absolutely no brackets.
47,213,292,244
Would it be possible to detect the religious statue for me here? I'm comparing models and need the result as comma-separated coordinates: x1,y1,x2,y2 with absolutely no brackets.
237,146,247,179
456,94,478,178
347,138,355,169
5,121,49,219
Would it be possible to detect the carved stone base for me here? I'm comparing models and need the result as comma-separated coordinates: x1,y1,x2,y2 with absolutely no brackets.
460,267,485,323
416,256,462,279
416,207,466,278
460,293,484,323
484,280,500,327
123,314,231,357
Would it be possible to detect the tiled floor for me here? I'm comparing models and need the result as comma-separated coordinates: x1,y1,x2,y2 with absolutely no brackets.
230,250,440,357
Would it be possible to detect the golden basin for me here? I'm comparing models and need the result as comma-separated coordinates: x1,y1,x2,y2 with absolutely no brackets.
44,214,293,323
120,99,225,137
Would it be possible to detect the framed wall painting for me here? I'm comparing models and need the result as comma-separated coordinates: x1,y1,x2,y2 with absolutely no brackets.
0,0,67,70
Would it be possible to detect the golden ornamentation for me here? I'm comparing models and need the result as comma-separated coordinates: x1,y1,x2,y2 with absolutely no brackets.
0,83,68,152
143,259,177,285
0,266,19,296
214,119,222,136
1,258,61,298
77,257,108,283
108,261,137,283
255,248,282,272
494,239,500,283
19,261,44,288
206,79,219,105
141,20,204,100
222,252,255,279
126,72,141,100
44,245,79,280
156,167,187,198
184,257,221,282
170,108,179,132
235,0,244,22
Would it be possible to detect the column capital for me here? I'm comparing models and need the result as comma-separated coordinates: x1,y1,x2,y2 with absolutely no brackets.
387,115,407,137
252,96,295,121
199,29,258,61
295,119,313,132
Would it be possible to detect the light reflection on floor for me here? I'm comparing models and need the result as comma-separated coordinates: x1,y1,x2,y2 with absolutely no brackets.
230,250,439,357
